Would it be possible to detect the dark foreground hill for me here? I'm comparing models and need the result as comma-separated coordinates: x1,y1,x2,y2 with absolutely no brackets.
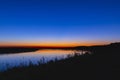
0,42,120,80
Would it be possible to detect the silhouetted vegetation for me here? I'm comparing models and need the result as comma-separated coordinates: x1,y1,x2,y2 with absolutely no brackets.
0,42,120,80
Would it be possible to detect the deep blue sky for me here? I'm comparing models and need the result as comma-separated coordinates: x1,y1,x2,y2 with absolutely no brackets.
0,0,120,46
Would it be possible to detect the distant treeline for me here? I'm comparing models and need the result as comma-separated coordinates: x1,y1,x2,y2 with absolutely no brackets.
0,47,39,54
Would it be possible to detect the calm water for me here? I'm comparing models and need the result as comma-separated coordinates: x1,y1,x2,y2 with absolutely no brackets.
0,49,85,71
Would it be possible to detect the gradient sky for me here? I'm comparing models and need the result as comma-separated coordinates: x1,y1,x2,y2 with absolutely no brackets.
0,0,120,46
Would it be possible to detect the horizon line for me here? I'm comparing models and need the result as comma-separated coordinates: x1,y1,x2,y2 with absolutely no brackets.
0,43,114,48
0,41,118,48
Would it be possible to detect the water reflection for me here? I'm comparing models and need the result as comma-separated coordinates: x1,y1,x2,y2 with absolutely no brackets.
0,49,84,71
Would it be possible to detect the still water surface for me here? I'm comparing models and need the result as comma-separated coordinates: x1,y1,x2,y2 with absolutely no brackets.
0,49,84,71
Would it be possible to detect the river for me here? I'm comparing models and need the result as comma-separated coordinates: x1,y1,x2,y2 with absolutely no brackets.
0,49,85,71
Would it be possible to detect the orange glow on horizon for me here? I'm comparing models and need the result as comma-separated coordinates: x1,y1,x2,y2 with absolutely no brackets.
36,49,74,54
0,41,110,47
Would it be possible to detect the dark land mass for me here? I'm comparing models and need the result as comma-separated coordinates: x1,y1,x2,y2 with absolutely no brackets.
0,42,120,80
0,46,74,54
0,47,39,54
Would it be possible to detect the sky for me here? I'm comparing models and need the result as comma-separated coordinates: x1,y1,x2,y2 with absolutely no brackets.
0,0,120,47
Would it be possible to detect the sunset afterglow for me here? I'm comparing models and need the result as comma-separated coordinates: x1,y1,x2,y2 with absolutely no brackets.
0,0,120,47
0,41,111,47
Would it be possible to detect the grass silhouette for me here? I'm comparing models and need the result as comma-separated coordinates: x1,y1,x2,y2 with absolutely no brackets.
0,42,120,80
